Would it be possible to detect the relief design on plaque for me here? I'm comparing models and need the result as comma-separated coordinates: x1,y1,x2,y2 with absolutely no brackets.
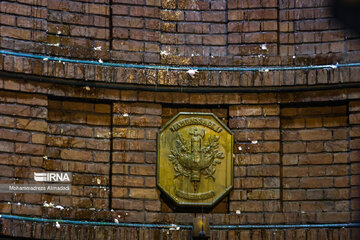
157,112,234,207
168,127,224,199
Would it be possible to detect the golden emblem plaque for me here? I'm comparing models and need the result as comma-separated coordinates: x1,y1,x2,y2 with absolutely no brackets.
157,112,234,207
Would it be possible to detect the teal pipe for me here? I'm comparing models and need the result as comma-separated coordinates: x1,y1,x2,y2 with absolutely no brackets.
1,214,359,230
1,50,360,72
0,214,192,229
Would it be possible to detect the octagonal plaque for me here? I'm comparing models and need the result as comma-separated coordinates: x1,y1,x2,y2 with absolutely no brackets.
157,112,234,207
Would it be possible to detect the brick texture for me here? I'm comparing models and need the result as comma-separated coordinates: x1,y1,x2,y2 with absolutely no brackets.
0,0,360,238
281,104,351,223
0,77,359,239
46,99,111,211
112,102,161,212
350,101,360,222
0,90,48,218
229,102,281,223
0,0,359,72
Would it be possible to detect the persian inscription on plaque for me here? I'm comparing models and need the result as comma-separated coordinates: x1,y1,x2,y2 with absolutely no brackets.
157,113,234,207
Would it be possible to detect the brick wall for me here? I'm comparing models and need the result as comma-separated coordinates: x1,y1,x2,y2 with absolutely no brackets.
112,102,161,219
1,0,360,67
0,90,47,218
350,101,360,222
0,77,359,239
0,0,360,239
47,99,111,213
281,104,350,223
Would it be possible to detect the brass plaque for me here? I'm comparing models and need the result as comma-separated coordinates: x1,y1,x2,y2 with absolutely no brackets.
157,112,233,207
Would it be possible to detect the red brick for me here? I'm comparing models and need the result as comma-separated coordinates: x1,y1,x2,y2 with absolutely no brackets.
1,26,31,40
129,165,155,175
130,6,159,18
113,128,145,139
238,177,262,189
130,29,160,42
317,212,350,223
0,165,14,177
281,118,305,129
160,10,184,21
323,116,347,127
351,139,360,150
298,153,333,165
229,118,246,128
70,26,109,39
0,104,30,116
112,175,144,187
112,152,144,163
249,142,280,153
248,118,280,128
112,187,127,198
350,113,360,124
113,16,144,28
113,40,144,51
113,28,129,39
15,143,45,156
263,105,280,116
129,188,158,199
112,4,128,15
247,165,280,177
230,201,263,212
282,142,306,153
144,200,161,211
203,35,226,45
0,129,30,142
48,0,69,10
87,114,110,126
298,129,332,141
283,166,308,177
283,190,306,200
130,115,161,127
326,165,348,176
248,189,280,200
228,22,260,32
12,205,42,216
281,108,297,116
85,4,110,15
60,149,92,161
17,119,47,132
113,115,129,126
113,103,161,115
1,2,32,16
0,116,14,128
112,163,129,174
229,105,262,116
128,140,156,151
324,189,349,200
300,177,333,188
306,142,324,153
112,199,143,210
325,141,348,152
202,11,226,22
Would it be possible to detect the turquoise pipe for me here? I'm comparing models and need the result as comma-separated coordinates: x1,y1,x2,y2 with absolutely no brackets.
1,214,359,230
1,50,360,72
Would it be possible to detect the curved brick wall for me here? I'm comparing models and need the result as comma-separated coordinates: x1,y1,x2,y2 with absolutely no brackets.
0,77,359,239
1,0,360,67
1,0,360,239
1,0,360,88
